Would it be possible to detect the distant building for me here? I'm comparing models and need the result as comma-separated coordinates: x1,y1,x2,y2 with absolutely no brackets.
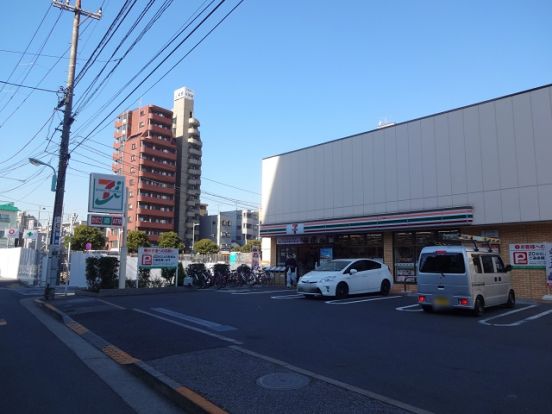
112,105,177,244
172,86,202,250
199,209,259,250
0,203,20,247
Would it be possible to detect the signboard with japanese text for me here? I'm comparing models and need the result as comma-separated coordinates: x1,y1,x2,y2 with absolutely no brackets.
87,214,123,228
544,243,552,287
277,236,302,245
509,243,546,268
88,173,125,213
138,247,179,269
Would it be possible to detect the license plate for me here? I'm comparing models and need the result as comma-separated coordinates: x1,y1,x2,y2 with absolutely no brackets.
434,297,449,306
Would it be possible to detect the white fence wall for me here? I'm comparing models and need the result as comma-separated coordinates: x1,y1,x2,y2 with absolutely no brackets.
0,247,40,285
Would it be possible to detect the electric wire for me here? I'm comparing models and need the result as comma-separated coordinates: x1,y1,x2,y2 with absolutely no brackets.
69,0,222,148
0,80,59,94
74,0,174,115
0,9,64,116
0,5,51,98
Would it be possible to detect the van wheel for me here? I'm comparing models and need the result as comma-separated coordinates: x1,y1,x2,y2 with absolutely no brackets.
380,279,391,296
473,296,485,316
335,282,349,299
506,290,515,308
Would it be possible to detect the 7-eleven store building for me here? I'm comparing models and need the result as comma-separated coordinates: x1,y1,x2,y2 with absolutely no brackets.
260,84,552,300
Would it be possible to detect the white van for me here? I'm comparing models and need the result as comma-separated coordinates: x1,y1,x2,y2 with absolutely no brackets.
416,245,515,315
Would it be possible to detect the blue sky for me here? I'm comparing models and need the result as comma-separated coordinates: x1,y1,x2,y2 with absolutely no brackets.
0,0,550,223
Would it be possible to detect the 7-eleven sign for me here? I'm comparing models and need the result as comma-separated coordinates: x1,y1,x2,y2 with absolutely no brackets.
88,173,125,213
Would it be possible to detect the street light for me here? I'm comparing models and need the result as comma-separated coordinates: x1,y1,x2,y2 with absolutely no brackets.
191,222,199,254
29,158,57,192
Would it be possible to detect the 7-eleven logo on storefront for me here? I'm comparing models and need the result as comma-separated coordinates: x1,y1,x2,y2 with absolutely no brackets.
89,173,125,213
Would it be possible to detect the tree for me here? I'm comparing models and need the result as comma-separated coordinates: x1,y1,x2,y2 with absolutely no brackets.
193,239,219,254
240,239,261,253
127,230,150,253
158,231,184,251
66,225,106,251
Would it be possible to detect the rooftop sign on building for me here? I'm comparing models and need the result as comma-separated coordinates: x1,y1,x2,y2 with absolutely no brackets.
174,86,194,101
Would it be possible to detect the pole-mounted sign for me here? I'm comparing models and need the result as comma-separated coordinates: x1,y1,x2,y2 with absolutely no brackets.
88,173,125,213
87,214,123,228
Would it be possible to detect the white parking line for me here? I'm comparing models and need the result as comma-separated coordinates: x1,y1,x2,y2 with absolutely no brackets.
396,304,423,312
231,289,287,295
271,294,305,300
479,305,538,326
133,308,242,345
151,307,236,332
325,295,401,305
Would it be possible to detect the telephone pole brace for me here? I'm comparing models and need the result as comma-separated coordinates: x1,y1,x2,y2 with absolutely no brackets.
45,0,101,300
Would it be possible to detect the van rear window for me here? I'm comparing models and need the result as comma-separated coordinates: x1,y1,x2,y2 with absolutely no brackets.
419,253,466,274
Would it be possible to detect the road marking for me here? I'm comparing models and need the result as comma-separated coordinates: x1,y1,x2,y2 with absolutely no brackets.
271,294,305,300
325,295,401,305
102,344,138,365
231,289,286,295
133,308,242,345
230,345,434,414
151,307,236,332
479,305,538,326
97,298,126,310
480,306,552,327
0,318,6,326
396,303,423,312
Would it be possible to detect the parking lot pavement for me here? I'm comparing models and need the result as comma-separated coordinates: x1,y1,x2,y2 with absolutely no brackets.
38,289,552,414
40,293,421,414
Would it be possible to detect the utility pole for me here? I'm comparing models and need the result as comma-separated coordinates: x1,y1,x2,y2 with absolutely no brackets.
46,0,101,300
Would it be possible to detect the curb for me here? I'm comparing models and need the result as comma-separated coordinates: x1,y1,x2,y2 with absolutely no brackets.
34,298,228,414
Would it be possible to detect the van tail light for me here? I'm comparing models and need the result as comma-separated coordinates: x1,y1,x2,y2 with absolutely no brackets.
418,295,426,303
458,298,469,306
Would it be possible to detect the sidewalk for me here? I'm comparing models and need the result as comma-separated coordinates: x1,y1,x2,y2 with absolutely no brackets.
36,293,428,414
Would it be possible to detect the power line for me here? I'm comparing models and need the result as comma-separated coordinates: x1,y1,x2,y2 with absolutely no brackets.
0,5,52,99
0,80,60,94
70,0,226,151
0,48,120,63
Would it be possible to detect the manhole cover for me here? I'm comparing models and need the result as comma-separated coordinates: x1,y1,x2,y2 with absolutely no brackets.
256,372,310,390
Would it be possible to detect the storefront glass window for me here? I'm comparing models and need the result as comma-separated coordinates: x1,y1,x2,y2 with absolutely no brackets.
393,230,460,283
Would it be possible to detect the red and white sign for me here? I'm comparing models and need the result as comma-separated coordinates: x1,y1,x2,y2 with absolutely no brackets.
138,247,179,268
6,228,17,238
509,243,545,268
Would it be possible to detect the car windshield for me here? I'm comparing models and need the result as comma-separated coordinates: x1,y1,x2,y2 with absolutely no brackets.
419,253,465,274
315,260,351,271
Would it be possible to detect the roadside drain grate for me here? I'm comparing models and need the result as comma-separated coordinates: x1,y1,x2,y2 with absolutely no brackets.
256,372,310,390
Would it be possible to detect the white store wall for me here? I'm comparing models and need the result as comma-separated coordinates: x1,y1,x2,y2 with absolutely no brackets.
261,85,552,226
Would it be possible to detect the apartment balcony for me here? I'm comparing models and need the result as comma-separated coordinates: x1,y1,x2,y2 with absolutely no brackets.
188,178,200,186
137,208,174,219
138,181,175,195
136,221,174,231
188,158,201,167
187,137,202,147
188,117,200,127
188,126,199,136
187,168,201,176
148,112,172,128
186,211,196,218
140,158,177,173
139,170,176,184
141,145,177,161
186,200,198,207
188,147,202,156
149,124,172,137
137,194,174,206
187,188,200,196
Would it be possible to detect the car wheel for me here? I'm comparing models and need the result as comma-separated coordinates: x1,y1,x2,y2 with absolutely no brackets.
380,279,391,296
335,282,349,299
506,290,515,308
421,305,433,313
473,296,485,316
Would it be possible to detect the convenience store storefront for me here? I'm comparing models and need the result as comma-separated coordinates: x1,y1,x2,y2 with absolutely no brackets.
261,207,473,284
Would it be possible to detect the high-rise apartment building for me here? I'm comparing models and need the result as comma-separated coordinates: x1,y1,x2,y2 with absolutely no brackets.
172,87,202,249
112,105,177,243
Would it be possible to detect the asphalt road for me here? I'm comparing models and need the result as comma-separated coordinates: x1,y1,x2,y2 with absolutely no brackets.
1,281,188,414
57,286,552,414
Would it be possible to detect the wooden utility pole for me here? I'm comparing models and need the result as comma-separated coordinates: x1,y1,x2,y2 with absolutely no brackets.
45,1,101,299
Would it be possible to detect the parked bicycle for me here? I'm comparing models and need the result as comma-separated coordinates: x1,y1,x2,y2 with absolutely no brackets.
186,263,210,289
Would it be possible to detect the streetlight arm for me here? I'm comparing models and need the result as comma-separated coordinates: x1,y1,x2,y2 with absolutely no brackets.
29,158,57,192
